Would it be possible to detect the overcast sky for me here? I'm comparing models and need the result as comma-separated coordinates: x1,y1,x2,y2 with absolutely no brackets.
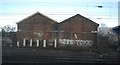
0,0,119,29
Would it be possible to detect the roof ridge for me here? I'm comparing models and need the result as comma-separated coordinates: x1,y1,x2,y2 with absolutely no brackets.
17,12,58,24
60,14,99,26
37,12,58,23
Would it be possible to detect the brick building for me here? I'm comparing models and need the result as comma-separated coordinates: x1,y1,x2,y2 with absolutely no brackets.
17,12,99,47
59,14,99,44
17,12,58,41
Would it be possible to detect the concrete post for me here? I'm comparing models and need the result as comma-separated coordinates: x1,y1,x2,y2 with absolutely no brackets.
30,39,32,47
43,40,46,47
17,41,20,47
54,39,57,48
36,40,39,47
23,39,26,46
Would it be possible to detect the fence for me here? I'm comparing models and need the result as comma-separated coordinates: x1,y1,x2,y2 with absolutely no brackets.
16,39,93,48
16,39,57,48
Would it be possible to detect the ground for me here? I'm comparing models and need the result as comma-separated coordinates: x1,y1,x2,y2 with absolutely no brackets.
2,46,119,64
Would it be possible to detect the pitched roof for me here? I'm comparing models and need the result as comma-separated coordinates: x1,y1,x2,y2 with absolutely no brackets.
60,14,99,26
17,12,58,24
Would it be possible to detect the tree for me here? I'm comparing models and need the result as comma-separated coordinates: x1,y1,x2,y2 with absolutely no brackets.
1,25,16,37
1,25,17,46
1,25,16,33
112,26,120,50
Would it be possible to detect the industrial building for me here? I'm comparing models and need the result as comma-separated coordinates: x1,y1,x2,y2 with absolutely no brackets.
17,12,99,47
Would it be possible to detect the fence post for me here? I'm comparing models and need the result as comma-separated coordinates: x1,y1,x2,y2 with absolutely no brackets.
23,39,26,46
36,40,39,47
54,39,57,48
43,40,46,47
30,39,32,47
17,41,20,47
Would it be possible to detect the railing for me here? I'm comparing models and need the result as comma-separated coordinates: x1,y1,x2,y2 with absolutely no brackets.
16,39,57,48
13,39,93,48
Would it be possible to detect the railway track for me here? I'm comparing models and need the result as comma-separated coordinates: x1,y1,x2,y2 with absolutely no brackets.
2,47,119,63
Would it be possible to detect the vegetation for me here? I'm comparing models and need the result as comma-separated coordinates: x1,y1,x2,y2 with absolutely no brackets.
1,25,17,46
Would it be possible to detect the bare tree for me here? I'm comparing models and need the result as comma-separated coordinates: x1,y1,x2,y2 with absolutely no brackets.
1,25,16,33
1,25,17,46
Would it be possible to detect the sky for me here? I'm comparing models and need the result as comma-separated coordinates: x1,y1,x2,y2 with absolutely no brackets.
0,0,119,29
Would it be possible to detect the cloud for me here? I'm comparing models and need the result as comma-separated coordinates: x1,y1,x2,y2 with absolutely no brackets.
0,0,118,28
0,0,119,3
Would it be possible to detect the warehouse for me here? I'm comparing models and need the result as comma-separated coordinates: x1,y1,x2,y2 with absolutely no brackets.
17,12,58,40
17,12,99,47
17,12,58,46
59,14,99,46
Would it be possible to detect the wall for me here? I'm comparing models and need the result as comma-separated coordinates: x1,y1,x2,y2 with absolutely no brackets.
17,13,58,41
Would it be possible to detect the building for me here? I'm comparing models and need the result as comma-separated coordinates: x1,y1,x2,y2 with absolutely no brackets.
17,12,99,47
17,12,58,42
59,14,99,45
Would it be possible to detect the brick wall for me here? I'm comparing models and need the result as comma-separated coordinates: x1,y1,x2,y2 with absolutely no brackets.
17,12,99,47
59,14,98,44
17,12,58,41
